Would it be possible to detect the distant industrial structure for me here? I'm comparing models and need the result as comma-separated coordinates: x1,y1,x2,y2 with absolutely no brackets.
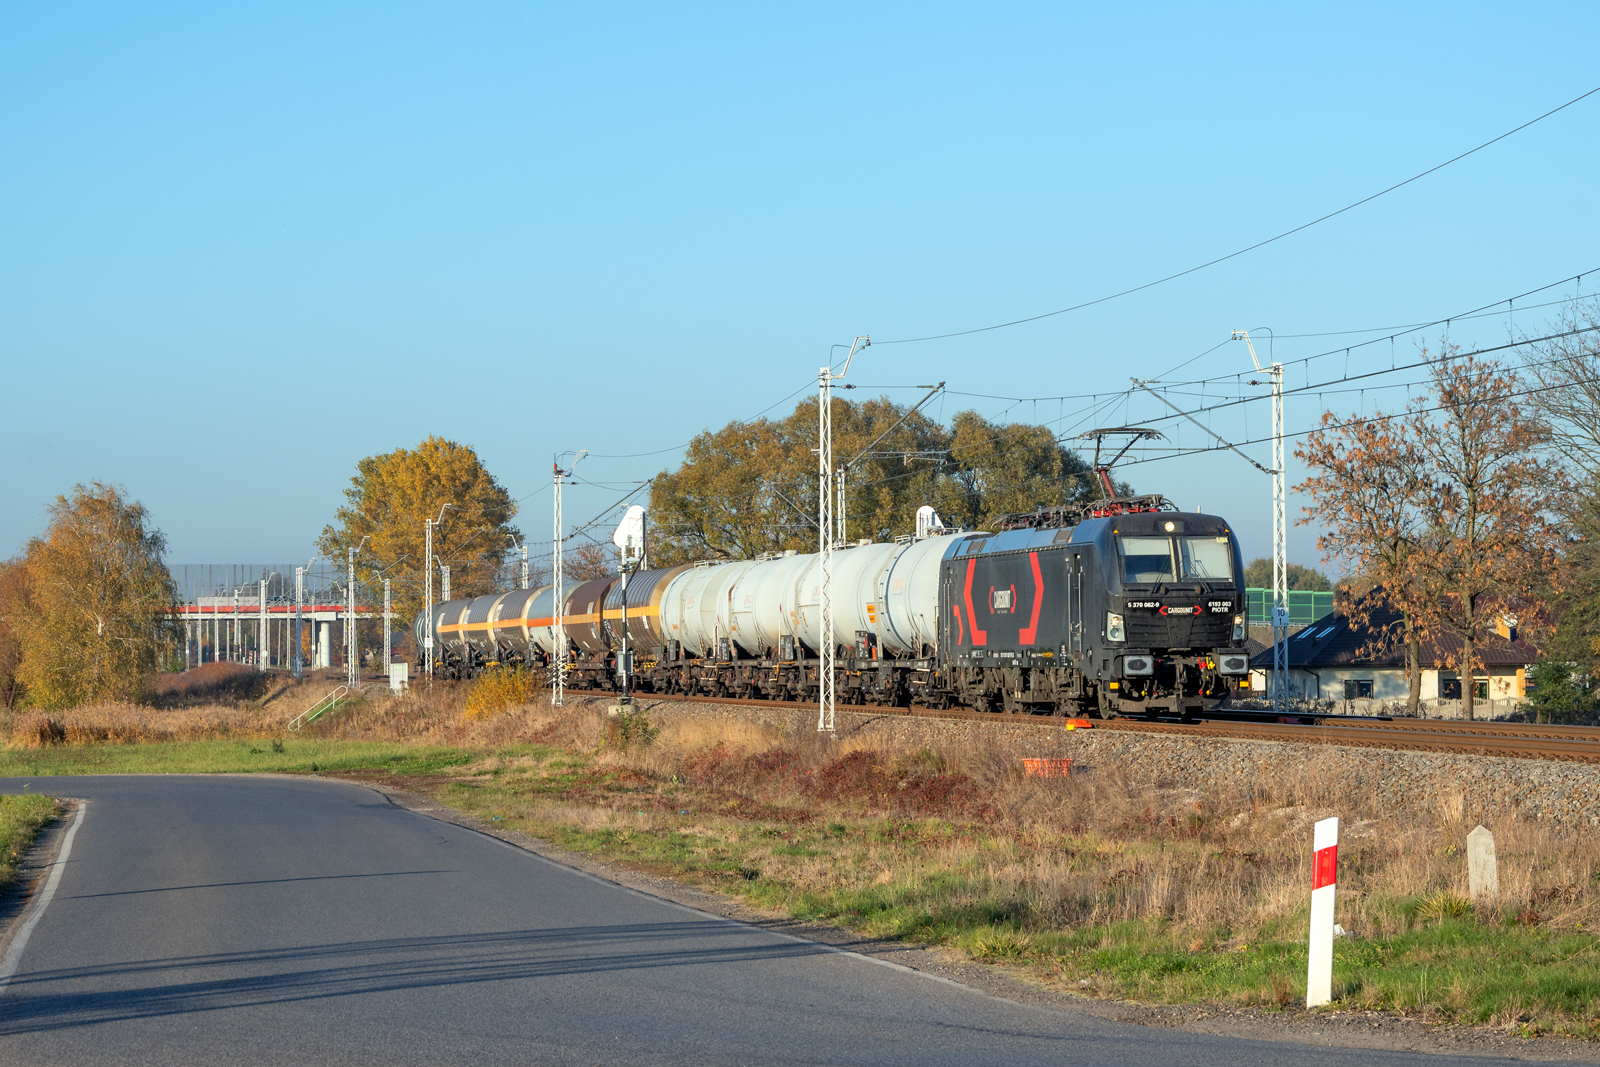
170,562,382,673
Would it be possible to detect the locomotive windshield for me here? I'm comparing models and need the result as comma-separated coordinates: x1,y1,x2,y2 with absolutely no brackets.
1120,536,1175,582
1178,536,1234,580
1119,534,1238,583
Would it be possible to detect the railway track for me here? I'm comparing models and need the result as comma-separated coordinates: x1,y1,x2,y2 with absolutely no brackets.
617,690,1600,763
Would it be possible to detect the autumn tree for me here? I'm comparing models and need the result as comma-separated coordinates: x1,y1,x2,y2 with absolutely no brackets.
1541,474,1600,683
1522,297,1600,475
0,558,28,709
1521,300,1600,694
318,437,521,625
1408,350,1565,718
832,395,961,543
648,395,949,564
648,396,1105,565
11,483,180,708
647,411,816,564
930,412,1100,530
1297,407,1432,713
562,541,615,582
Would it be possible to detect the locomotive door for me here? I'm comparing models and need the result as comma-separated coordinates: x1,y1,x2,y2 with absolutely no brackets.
1064,556,1073,657
1069,553,1084,658
942,568,957,661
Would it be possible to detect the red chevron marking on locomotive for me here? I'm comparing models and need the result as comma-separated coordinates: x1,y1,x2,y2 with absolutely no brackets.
1018,552,1044,645
963,558,987,647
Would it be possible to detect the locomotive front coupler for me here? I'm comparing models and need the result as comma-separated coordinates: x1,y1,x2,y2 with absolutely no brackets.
1106,652,1219,720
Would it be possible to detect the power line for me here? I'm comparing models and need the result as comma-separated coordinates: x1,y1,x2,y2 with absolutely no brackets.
1154,267,1598,391
1125,324,1600,434
873,85,1600,346
1239,293,1584,340
1115,371,1584,472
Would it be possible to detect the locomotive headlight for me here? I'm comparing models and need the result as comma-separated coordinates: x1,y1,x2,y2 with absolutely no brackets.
1232,614,1245,642
1106,612,1126,643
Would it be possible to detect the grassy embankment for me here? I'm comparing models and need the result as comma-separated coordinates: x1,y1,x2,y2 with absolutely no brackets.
2,662,1598,1037
0,793,60,891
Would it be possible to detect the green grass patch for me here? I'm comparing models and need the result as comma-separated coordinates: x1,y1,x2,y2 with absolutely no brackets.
0,792,59,890
0,738,500,777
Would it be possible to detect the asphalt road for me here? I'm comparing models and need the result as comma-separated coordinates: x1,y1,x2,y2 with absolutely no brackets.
0,775,1559,1066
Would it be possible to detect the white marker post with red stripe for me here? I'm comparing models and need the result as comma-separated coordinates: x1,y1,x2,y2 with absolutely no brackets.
1306,816,1339,1007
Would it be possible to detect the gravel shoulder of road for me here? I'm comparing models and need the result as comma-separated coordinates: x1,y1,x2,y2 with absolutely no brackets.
350,772,1600,1062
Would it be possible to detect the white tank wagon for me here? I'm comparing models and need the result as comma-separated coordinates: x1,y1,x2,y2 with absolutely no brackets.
653,534,947,660
418,533,958,701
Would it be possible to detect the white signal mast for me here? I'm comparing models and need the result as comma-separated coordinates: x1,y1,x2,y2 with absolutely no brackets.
818,336,869,734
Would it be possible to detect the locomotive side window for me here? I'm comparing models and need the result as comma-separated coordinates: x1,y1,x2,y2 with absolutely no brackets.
1178,536,1234,580
1120,536,1175,582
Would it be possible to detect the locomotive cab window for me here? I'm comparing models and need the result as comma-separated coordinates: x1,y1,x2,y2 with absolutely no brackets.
1178,536,1234,581
1120,536,1175,583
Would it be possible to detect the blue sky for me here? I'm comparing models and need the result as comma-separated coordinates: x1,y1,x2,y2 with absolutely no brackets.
3,2,1597,573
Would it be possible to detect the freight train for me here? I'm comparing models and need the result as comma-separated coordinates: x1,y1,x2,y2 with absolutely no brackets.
415,495,1250,719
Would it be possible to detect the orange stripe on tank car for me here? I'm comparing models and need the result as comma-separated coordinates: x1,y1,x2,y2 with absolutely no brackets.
520,608,657,627
601,607,661,620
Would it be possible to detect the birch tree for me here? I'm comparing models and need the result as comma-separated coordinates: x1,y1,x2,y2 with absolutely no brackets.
12,483,179,708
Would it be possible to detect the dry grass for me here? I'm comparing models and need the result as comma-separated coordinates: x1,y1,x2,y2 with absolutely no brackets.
9,677,1600,1028
391,700,1600,1027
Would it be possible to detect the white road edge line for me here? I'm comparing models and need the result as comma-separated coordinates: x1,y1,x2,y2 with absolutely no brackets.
0,800,88,992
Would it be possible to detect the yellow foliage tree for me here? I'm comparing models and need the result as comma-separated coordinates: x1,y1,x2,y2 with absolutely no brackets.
12,483,180,708
0,558,28,709
318,437,521,626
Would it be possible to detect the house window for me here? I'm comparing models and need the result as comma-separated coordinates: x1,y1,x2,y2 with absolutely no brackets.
1343,679,1373,699
1441,678,1461,700
1475,680,1489,700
